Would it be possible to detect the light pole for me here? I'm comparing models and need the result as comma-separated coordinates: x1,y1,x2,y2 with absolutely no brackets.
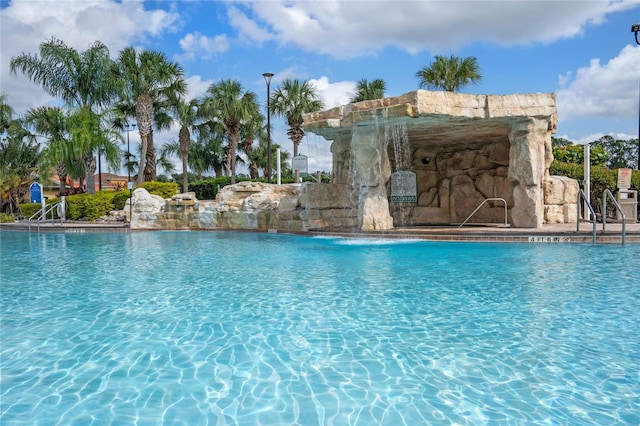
633,24,640,169
263,72,274,183
124,122,136,224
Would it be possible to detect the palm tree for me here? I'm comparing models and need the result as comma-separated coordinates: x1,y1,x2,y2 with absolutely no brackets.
67,109,121,192
0,94,13,132
24,106,74,195
168,95,201,192
10,38,120,193
114,47,186,184
192,131,227,178
415,54,482,92
270,79,324,156
350,78,386,103
201,79,258,184
0,117,40,214
249,138,284,179
239,106,265,180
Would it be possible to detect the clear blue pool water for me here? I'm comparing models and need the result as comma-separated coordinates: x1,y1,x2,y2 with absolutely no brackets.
1,230,639,425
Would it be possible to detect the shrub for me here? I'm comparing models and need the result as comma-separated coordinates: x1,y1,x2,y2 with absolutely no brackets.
0,212,15,223
139,181,178,199
66,193,88,220
190,176,248,200
82,191,116,221
112,190,130,210
19,202,45,220
190,178,222,200
17,190,135,222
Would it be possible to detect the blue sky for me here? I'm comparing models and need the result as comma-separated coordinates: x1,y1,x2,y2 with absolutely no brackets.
1,0,639,174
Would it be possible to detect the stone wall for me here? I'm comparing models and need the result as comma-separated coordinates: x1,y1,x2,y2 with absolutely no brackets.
403,139,512,225
128,90,580,231
128,182,359,231
544,176,579,223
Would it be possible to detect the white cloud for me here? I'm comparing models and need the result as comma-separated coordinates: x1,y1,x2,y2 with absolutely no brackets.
184,75,213,101
309,76,356,109
177,32,230,61
557,45,640,121
0,0,180,114
559,131,638,146
241,0,636,58
227,6,272,44
292,76,357,172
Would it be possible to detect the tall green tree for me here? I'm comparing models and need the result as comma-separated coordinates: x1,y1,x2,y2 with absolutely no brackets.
24,106,78,195
592,135,639,170
0,94,13,132
415,54,482,92
10,38,120,193
67,109,121,192
239,105,265,180
270,79,324,157
167,95,201,192
192,131,227,178
202,79,258,184
114,47,186,184
350,78,386,103
551,136,574,148
248,138,285,179
0,114,40,214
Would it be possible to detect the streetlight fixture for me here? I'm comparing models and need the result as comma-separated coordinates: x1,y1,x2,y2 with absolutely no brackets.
263,72,274,183
124,122,136,224
633,24,640,169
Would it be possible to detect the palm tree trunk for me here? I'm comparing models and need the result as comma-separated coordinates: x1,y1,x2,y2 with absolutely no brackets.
250,162,259,180
84,152,96,194
145,140,156,182
136,94,153,184
225,148,232,178
289,127,305,157
179,127,190,193
229,133,239,184
56,162,67,195
181,153,188,193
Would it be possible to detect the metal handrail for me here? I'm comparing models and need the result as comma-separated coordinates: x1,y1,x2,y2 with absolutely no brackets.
577,189,597,244
28,200,64,233
459,198,508,228
602,189,626,246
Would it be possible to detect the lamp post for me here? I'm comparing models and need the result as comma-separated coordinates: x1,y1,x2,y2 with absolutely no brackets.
633,24,640,169
124,122,136,224
263,72,274,183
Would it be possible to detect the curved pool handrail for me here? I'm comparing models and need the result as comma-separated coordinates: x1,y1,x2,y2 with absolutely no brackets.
458,198,508,228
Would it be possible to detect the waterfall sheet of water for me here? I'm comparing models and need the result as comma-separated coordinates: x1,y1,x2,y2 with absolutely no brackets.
386,121,414,227
386,121,411,171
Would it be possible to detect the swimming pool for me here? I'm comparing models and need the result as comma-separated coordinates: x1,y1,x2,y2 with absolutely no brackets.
1,231,638,425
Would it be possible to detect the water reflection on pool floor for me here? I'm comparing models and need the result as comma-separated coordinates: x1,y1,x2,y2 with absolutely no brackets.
1,231,639,425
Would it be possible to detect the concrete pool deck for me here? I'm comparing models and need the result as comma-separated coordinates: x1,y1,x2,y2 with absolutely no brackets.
2,220,639,244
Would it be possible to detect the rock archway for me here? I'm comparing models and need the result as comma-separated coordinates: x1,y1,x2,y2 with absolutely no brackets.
303,90,561,229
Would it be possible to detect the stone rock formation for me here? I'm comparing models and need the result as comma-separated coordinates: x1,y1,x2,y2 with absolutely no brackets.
127,90,579,231
303,90,573,229
543,175,579,223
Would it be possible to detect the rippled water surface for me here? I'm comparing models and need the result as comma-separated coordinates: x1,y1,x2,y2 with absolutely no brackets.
1,231,639,425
